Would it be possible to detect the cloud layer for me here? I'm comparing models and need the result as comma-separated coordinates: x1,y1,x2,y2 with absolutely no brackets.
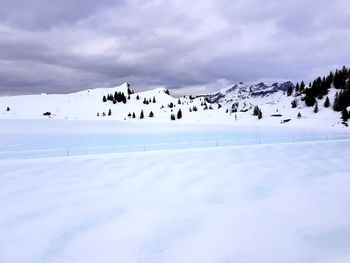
0,0,350,94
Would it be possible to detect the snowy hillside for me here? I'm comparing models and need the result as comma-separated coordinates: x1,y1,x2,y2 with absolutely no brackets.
202,81,346,128
0,81,348,128
0,82,226,124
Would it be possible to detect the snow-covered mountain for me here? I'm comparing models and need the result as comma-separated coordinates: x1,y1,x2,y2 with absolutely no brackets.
0,81,347,128
205,81,293,103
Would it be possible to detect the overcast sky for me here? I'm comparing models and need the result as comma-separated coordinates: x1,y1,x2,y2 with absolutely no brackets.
0,0,349,94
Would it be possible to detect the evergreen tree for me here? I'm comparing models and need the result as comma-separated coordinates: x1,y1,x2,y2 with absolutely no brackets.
149,111,154,118
304,89,316,106
128,112,132,118
127,83,134,95
164,89,170,95
313,103,318,113
253,106,260,116
324,96,330,108
189,107,192,112
103,96,107,102
257,109,263,119
333,92,340,111
108,109,112,116
132,112,136,118
136,95,140,100
193,106,198,112
170,114,176,121
287,86,293,96
300,81,305,92
152,96,156,103
342,109,349,122
291,99,297,108
297,112,302,118
178,98,181,104
6,106,10,111
97,112,99,117
295,83,300,93
122,93,127,104
177,108,182,119
140,110,144,119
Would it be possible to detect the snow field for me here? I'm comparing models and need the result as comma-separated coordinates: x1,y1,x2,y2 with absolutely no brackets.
1,126,350,262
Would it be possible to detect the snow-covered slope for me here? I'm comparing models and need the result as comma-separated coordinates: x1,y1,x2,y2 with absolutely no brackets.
0,82,347,128
201,81,346,128
0,82,228,124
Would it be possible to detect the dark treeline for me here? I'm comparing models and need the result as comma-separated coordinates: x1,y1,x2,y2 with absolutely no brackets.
103,91,127,104
293,66,350,112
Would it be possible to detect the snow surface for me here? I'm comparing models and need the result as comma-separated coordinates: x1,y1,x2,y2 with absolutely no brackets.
0,83,347,128
1,120,350,263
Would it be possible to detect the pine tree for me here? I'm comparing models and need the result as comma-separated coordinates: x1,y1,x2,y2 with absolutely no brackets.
313,103,318,113
297,112,302,118
108,109,112,116
152,96,156,103
6,106,10,111
128,112,132,118
342,109,349,121
170,114,176,121
193,106,198,112
97,112,99,117
127,83,133,95
103,96,107,102
253,106,259,116
324,96,330,108
304,89,316,106
149,111,154,118
287,86,293,96
257,109,263,119
291,99,297,108
178,98,181,104
333,92,340,111
122,93,127,104
136,95,140,100
140,110,144,119
177,109,182,119
132,112,136,118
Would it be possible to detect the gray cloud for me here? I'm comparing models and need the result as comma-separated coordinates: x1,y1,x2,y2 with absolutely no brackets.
0,0,349,94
